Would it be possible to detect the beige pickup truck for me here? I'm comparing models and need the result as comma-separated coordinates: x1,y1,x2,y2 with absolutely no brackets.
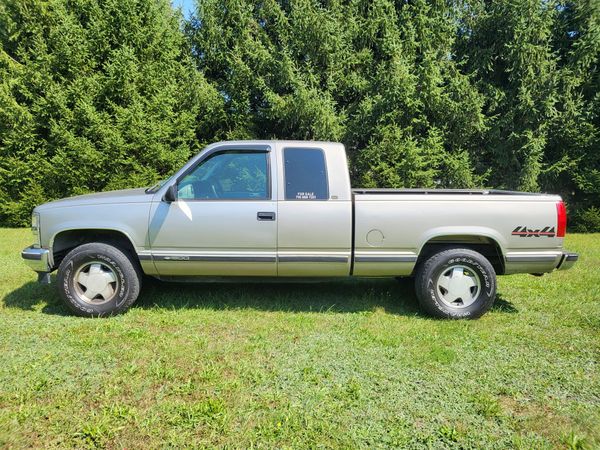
22,140,577,318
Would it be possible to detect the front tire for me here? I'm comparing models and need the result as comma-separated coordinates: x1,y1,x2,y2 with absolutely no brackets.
415,248,496,319
57,243,141,317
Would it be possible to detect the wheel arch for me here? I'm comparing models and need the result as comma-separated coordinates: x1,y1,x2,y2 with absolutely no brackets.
416,232,505,275
50,228,139,269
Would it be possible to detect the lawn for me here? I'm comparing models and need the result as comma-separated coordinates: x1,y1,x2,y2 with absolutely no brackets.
0,228,598,449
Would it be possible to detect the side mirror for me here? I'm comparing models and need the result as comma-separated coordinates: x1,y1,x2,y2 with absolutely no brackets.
163,185,177,203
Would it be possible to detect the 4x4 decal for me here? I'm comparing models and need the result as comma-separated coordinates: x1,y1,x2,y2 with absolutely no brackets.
511,226,556,238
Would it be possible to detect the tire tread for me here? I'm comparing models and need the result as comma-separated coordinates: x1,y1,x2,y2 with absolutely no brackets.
415,248,496,319
57,242,141,317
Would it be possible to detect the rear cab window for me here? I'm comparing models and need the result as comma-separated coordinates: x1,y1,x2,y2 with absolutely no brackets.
283,148,329,200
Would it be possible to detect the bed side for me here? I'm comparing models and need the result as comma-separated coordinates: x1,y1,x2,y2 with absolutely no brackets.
352,193,564,276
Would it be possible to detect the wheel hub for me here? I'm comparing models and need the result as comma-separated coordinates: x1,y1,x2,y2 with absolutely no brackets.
436,265,481,308
74,262,118,305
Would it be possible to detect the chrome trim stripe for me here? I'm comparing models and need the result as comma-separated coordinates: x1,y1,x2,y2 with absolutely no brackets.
155,255,276,263
505,255,558,263
151,253,422,264
355,255,417,263
278,256,349,263
150,253,350,263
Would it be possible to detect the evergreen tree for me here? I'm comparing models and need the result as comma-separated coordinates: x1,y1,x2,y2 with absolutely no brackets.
455,0,561,191
544,0,600,228
188,0,487,189
1,0,599,230
0,0,225,225
455,0,600,228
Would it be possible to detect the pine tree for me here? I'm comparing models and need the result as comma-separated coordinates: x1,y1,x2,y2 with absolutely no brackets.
455,0,600,228
188,0,487,189
1,0,599,230
0,0,225,225
543,0,600,228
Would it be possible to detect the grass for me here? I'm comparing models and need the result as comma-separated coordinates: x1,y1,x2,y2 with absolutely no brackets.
0,228,598,449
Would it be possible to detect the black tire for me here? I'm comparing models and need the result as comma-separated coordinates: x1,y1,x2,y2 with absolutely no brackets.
57,242,142,317
415,248,496,319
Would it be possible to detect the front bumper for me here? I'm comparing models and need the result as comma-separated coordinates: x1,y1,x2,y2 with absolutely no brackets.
557,251,578,271
21,246,51,273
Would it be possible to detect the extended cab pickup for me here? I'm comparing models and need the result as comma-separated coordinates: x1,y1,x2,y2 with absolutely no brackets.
22,141,578,318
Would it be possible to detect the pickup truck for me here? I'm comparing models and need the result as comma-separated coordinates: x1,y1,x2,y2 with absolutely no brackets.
22,140,578,318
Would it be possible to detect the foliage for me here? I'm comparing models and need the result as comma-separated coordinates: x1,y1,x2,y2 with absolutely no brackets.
188,0,487,189
574,206,600,232
188,0,599,223
0,0,225,225
1,0,599,227
454,0,600,213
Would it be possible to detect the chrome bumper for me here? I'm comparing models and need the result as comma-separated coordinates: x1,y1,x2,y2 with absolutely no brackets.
21,246,51,273
557,251,578,271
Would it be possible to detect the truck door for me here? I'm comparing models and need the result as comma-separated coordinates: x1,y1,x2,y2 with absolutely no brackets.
148,145,278,276
276,144,352,276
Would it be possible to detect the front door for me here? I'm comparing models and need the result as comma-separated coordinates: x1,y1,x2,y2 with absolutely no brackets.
148,148,277,276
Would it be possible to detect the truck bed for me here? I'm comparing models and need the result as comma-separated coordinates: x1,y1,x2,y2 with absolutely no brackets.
351,187,563,277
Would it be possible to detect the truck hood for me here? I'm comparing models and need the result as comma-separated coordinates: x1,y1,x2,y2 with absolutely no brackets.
36,188,152,211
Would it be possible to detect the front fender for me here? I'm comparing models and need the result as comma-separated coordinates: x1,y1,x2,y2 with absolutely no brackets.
39,203,152,259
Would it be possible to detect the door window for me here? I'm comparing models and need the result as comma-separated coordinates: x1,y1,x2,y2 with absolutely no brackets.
283,148,328,200
177,151,269,200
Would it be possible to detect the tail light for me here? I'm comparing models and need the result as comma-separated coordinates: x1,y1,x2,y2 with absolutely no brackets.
556,201,567,237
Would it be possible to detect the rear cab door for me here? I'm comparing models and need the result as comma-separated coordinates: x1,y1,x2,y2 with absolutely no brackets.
275,142,352,276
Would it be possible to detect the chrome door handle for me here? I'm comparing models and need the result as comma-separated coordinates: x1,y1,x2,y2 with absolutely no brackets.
257,212,276,221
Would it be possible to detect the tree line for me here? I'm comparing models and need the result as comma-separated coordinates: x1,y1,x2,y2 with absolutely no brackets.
1,0,599,230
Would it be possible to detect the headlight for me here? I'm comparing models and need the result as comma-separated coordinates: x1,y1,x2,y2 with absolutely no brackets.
31,212,41,247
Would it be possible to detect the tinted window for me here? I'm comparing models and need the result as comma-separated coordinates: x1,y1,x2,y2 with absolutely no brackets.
284,148,328,200
177,151,269,200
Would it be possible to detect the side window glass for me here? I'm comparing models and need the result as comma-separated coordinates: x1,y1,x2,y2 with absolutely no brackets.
177,152,269,200
283,148,328,200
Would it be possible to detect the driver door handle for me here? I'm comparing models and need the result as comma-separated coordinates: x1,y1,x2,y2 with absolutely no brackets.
257,211,276,221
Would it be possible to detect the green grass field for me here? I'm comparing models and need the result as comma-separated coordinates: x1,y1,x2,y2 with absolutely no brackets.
0,229,598,449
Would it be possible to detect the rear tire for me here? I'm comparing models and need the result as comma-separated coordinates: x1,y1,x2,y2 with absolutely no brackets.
57,242,141,317
415,248,496,319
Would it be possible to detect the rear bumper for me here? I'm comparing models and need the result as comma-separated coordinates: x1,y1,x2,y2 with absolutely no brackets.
557,251,578,271
504,250,578,274
21,246,51,273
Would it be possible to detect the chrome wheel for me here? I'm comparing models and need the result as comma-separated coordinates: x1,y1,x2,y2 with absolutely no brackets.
436,265,481,308
74,262,118,305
